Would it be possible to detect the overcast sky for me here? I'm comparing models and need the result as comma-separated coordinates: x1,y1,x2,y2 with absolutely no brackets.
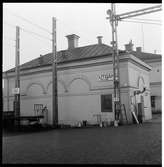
3,3,162,71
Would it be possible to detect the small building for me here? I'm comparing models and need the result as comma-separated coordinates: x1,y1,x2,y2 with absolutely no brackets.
124,42,162,113
3,34,152,126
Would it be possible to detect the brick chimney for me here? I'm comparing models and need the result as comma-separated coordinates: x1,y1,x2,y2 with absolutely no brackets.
136,47,142,52
66,34,80,49
39,54,44,65
125,40,134,52
97,36,103,44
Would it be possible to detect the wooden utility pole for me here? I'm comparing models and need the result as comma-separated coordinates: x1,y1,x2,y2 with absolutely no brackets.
14,26,20,127
52,17,58,126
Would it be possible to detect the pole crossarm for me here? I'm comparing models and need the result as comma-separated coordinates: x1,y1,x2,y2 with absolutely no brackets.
117,5,162,21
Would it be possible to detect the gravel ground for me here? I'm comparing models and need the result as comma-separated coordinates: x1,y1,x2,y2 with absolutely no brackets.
2,114,161,164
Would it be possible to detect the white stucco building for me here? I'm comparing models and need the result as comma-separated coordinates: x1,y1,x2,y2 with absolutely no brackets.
3,34,153,126
127,43,162,113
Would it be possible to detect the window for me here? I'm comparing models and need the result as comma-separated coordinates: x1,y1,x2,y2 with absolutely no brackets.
101,94,113,112
151,96,155,108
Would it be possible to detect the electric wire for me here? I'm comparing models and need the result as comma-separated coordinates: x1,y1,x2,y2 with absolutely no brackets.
127,18,161,22
58,19,94,45
121,20,161,25
4,22,51,41
4,22,16,28
5,9,51,34
3,22,51,57
141,24,144,51
3,20,51,71
20,27,51,41
3,41,15,47
3,36,15,41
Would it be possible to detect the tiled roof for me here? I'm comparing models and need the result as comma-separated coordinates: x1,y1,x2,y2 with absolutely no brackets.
5,44,114,72
5,43,161,73
131,51,161,61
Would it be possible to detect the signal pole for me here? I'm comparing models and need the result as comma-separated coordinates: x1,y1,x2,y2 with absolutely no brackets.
107,4,121,127
14,26,20,127
52,17,58,126
106,4,162,127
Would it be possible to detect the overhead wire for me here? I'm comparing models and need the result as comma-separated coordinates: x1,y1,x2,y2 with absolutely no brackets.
121,20,162,25
127,18,161,22
4,9,51,34
3,36,15,41
3,21,16,28
3,22,51,57
20,27,51,41
3,11,52,69
141,24,144,51
4,21,51,41
3,41,15,47
58,19,96,46
4,9,161,50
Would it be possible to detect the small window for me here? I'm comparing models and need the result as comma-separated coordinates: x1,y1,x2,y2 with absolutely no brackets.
101,94,113,112
151,96,155,108
157,69,159,72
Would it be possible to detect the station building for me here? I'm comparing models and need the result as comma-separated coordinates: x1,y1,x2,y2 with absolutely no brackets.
131,47,162,113
123,41,162,113
3,34,156,126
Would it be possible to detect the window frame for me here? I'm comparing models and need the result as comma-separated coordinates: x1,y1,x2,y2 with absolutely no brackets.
151,96,155,108
101,94,113,112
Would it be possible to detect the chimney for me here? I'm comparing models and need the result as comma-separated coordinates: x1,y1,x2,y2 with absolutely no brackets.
136,47,142,52
39,54,44,65
66,34,80,49
125,40,134,52
97,36,103,44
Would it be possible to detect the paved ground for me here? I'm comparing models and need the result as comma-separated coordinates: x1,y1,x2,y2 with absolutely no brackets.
2,114,161,164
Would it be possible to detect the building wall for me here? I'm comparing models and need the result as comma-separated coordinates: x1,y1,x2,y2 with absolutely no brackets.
3,55,151,125
3,63,115,125
148,61,161,83
128,60,152,120
150,83,161,113
146,61,161,113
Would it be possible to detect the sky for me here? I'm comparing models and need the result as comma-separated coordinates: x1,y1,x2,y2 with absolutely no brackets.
3,3,162,72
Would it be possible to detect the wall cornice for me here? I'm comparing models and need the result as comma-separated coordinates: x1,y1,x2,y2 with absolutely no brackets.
3,53,151,79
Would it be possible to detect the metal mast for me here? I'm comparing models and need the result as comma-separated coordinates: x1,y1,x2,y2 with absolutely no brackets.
107,4,121,127
52,17,58,126
106,4,162,127
14,26,20,127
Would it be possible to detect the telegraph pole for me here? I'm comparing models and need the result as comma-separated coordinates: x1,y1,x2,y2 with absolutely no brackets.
107,4,121,127
14,26,20,127
52,17,58,126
